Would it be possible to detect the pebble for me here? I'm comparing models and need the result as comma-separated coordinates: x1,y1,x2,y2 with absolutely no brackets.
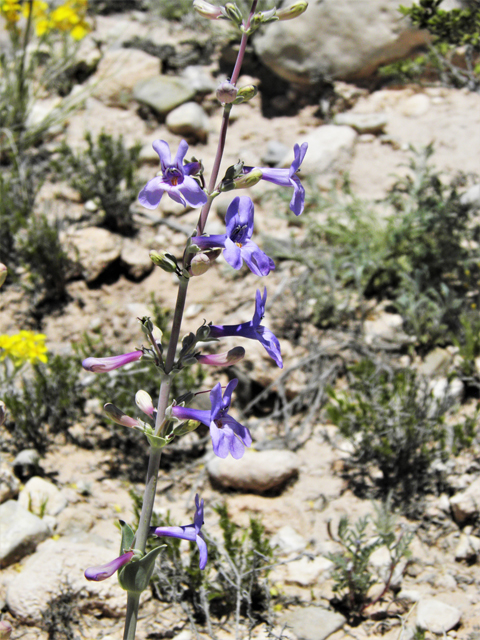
416,598,461,634
12,449,41,480
0,500,50,568
333,112,387,134
121,240,154,280
180,65,216,93
401,93,430,117
285,556,334,586
18,476,68,517
450,477,480,524
65,226,123,283
260,140,290,165
0,463,19,503
281,606,346,640
455,532,480,561
166,102,209,142
207,449,299,493
133,75,196,116
271,525,307,554
460,183,480,208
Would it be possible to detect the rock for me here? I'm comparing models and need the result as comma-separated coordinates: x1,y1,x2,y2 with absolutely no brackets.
0,500,50,568
207,449,299,493
65,227,122,283
333,112,388,134
397,589,421,602
430,377,464,404
455,533,480,562
280,125,357,175
12,449,41,480
166,102,209,142
364,310,408,346
286,556,334,586
133,76,196,116
91,48,160,107
271,525,307,554
369,545,406,589
25,97,62,133
180,65,215,93
401,93,430,117
120,240,153,280
6,539,129,622
261,140,290,166
18,477,68,517
416,598,461,634
254,0,429,85
281,606,346,640
450,477,480,524
0,463,19,503
418,347,452,376
460,183,480,208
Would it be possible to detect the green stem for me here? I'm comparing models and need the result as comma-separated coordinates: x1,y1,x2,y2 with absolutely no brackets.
123,592,140,640
17,0,33,134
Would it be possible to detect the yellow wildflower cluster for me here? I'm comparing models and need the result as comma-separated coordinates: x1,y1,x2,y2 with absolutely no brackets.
0,331,48,365
0,0,90,40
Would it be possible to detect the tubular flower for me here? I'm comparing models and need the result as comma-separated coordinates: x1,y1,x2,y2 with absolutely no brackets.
196,346,245,366
151,494,207,570
191,196,275,277
82,350,142,372
138,140,208,209
85,550,134,581
209,288,282,368
246,142,308,216
172,379,252,459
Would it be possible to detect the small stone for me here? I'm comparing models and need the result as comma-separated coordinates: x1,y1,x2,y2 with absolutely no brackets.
418,347,452,376
369,545,406,589
0,500,50,568
18,476,68,517
455,532,480,561
65,227,122,283
333,112,387,134
281,606,346,640
12,449,41,480
271,525,307,554
134,76,196,116
84,199,99,212
397,589,421,603
450,477,480,524
0,463,20,503
261,140,290,165
121,240,153,280
166,102,209,142
416,598,461,634
184,304,203,319
207,449,299,493
180,65,215,93
286,556,334,586
460,183,480,208
401,93,430,117
364,310,408,346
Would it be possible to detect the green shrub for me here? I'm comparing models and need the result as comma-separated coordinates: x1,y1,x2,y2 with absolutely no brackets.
56,132,142,235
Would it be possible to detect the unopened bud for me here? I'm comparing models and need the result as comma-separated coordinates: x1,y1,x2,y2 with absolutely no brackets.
249,8,277,31
233,168,263,189
140,316,154,337
196,346,245,366
224,2,243,25
216,81,238,105
196,323,211,341
150,251,178,273
0,401,6,427
189,250,221,276
276,0,308,20
0,620,12,639
233,84,258,104
0,264,6,288
173,420,201,436
151,325,163,344
193,0,223,19
135,390,155,417
104,403,140,429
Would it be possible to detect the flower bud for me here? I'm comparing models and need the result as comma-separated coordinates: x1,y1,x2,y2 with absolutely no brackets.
216,81,238,104
0,620,12,639
151,325,163,344
196,324,211,341
193,0,223,19
0,401,6,427
189,250,221,276
135,390,155,417
0,264,7,289
82,350,142,372
233,84,258,104
196,346,245,366
224,2,243,25
85,550,134,582
150,251,178,273
233,168,263,189
173,420,201,436
276,0,308,20
104,403,140,429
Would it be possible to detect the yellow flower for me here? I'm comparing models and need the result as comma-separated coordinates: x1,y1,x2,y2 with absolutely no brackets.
49,0,90,39
1,0,22,24
0,331,48,365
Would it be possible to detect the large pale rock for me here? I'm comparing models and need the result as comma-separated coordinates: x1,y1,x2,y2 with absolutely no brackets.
254,0,429,85
271,526,307,555
18,476,67,517
0,462,19,503
65,227,122,283
134,76,196,116
333,112,388,134
207,449,299,493
91,48,160,107
416,598,461,634
6,539,129,623
120,240,153,280
286,556,334,586
280,125,357,176
0,500,50,567
450,477,480,524
166,102,209,142
281,606,346,640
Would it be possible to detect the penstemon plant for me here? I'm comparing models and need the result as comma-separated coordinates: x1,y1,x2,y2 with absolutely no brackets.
81,1,308,638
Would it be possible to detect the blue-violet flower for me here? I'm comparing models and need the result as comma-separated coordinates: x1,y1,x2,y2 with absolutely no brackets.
82,350,142,372
85,550,134,581
138,140,208,209
208,288,282,368
171,379,252,459
191,196,275,277
151,494,207,570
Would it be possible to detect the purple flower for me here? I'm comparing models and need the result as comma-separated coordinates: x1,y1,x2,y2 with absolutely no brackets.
138,140,208,209
246,142,308,216
151,494,208,570
209,288,282,368
191,196,275,277
196,346,245,366
82,350,142,372
172,380,252,459
85,550,134,581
